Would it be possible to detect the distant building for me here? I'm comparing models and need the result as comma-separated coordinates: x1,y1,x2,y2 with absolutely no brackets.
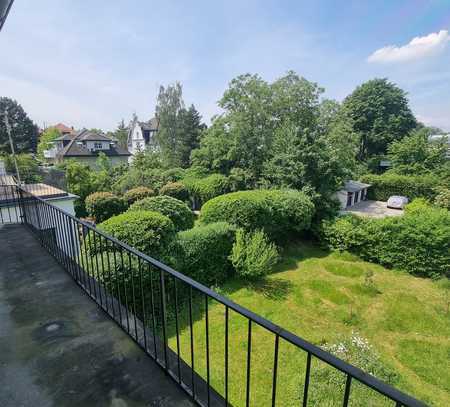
127,116,159,159
52,123,75,135
335,180,371,210
44,129,130,168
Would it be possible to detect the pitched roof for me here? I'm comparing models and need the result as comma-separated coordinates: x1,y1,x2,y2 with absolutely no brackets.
139,117,159,131
57,129,130,157
52,123,74,134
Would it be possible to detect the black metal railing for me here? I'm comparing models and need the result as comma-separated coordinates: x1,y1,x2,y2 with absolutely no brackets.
2,181,427,407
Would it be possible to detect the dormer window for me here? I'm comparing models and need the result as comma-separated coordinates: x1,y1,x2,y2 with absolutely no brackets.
94,142,103,150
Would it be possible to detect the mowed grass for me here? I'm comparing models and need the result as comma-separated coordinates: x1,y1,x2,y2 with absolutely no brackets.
168,241,450,406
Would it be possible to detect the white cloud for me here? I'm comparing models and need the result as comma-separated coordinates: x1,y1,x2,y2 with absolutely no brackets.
368,30,450,63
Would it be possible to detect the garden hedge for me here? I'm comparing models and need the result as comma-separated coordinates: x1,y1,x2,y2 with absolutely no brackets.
360,173,439,201
98,210,175,260
160,181,189,202
174,222,236,286
85,191,125,222
183,173,230,208
200,189,314,239
321,203,450,278
123,186,155,206
128,195,195,231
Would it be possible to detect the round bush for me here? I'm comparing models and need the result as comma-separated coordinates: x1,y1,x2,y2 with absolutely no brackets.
85,191,125,222
128,195,195,231
160,182,189,202
98,210,175,259
123,186,155,206
183,174,230,208
175,222,236,285
200,189,314,239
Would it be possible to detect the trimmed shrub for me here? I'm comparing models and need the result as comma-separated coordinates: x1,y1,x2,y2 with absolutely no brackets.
175,222,237,285
183,174,230,208
360,173,439,201
321,206,450,278
128,195,195,231
85,191,125,222
230,229,279,279
200,189,314,239
160,181,189,202
98,210,175,259
434,188,450,210
123,186,155,206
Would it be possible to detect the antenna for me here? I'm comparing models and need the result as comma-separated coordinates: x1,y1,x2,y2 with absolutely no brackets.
3,109,22,185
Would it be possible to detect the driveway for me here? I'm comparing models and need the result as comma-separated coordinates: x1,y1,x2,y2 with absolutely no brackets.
342,200,404,218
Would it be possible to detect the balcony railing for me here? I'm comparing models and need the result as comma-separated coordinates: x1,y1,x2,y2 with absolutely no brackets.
0,179,427,407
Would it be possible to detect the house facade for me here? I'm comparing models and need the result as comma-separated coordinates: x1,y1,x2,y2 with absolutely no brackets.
45,129,130,168
127,116,159,159
335,180,371,210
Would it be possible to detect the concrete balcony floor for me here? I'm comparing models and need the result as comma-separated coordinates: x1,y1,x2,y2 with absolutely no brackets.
0,224,195,407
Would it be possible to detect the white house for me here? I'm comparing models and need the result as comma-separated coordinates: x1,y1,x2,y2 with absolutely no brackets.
127,116,159,159
335,180,371,210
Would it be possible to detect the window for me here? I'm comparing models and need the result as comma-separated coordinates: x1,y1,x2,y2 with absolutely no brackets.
94,142,102,149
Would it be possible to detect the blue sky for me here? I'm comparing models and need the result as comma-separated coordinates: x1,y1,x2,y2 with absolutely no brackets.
1,0,449,131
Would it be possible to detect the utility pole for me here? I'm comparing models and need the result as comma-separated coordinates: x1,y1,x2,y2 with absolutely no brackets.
3,109,22,185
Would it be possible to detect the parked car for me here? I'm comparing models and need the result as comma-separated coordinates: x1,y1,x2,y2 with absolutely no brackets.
387,195,408,209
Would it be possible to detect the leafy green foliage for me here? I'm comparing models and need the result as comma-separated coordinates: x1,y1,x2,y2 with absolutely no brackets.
230,229,279,279
200,189,314,239
0,97,38,153
183,173,230,208
159,181,189,201
175,222,236,285
387,128,448,175
310,333,398,407
98,210,175,259
342,78,417,160
85,191,125,222
360,173,440,201
113,119,128,149
128,195,194,231
434,188,450,210
321,205,450,278
37,127,61,160
123,186,155,206
4,153,41,183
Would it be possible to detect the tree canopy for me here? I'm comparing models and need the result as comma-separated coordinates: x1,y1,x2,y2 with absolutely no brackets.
37,127,61,159
342,78,417,161
0,97,38,154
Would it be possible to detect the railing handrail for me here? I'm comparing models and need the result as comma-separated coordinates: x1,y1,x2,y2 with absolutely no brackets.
13,184,427,407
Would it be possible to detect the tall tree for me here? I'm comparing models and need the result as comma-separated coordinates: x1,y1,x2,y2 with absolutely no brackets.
178,104,205,167
155,82,185,167
0,97,38,153
342,78,417,161
114,119,128,149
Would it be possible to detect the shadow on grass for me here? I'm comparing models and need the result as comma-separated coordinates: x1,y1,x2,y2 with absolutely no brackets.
249,278,293,300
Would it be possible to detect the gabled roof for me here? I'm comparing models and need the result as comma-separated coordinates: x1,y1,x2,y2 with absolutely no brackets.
52,123,74,134
139,117,159,131
76,129,112,142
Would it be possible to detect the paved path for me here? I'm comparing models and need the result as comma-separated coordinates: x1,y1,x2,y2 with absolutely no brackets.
0,224,195,407
343,200,404,218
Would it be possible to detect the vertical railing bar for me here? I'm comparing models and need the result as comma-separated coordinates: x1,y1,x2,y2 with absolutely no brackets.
246,319,252,407
225,305,229,407
56,209,69,270
189,286,196,399
159,269,168,369
86,228,98,298
92,232,104,307
174,278,182,383
271,334,279,407
137,257,147,349
76,220,88,290
83,225,94,296
112,246,122,322
99,234,109,314
148,263,158,359
68,217,81,283
119,247,130,333
205,294,211,407
128,251,139,341
105,238,115,319
343,375,352,407
303,353,312,407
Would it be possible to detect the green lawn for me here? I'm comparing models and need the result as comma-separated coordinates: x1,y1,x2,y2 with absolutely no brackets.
168,242,450,406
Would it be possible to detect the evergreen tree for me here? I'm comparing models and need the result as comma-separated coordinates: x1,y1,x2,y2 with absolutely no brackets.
114,119,128,149
178,104,205,167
